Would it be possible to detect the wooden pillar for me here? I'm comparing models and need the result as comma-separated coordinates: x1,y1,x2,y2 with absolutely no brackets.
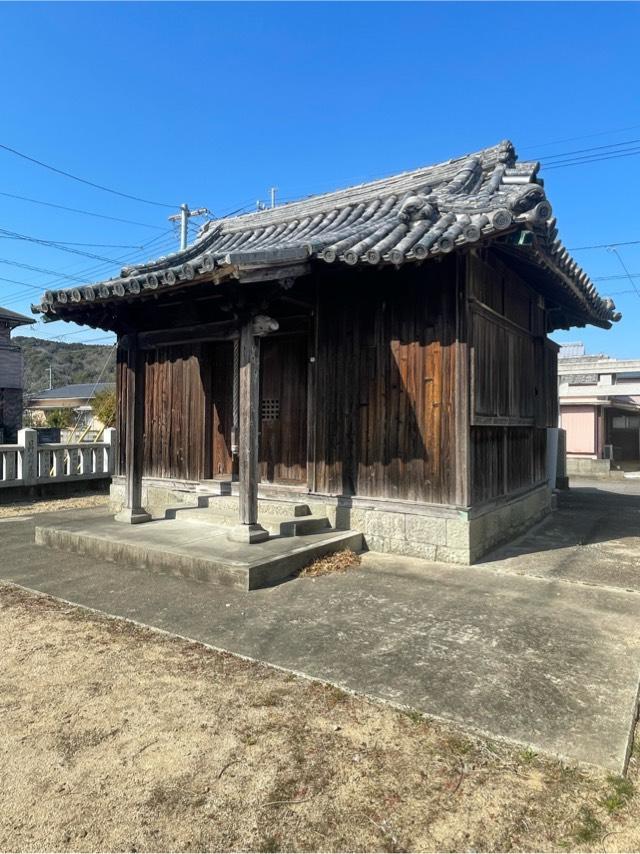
454,253,471,508
228,318,269,543
115,334,151,524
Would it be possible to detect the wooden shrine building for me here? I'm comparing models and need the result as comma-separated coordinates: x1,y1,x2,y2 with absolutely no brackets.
34,140,619,563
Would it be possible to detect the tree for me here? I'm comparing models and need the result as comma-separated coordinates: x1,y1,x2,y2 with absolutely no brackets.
92,388,117,428
46,408,73,428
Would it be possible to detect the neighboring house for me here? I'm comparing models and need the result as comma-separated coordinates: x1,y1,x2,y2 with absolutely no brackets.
25,382,115,435
0,306,34,442
559,343,640,475
33,140,619,563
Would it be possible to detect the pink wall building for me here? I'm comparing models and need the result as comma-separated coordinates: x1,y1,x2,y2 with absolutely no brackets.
558,343,640,474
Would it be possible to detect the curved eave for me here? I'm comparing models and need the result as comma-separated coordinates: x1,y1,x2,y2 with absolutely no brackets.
31,138,619,331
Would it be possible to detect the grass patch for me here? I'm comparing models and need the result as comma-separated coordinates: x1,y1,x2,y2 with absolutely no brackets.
297,548,361,578
403,708,424,725
520,746,538,764
572,805,604,844
601,774,634,813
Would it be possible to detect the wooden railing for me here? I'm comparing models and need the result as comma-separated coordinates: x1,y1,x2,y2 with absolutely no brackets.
0,428,116,488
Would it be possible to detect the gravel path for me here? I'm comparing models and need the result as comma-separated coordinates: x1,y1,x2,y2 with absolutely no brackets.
0,493,108,519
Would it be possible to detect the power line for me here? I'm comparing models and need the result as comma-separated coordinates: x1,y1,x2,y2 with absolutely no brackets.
0,230,177,304
0,190,166,230
593,273,640,282
66,342,118,436
569,239,640,251
27,328,116,343
0,236,144,248
607,247,640,300
604,289,640,296
0,258,87,282
537,138,640,161
0,142,177,209
0,227,132,264
544,147,640,170
0,274,45,292
19,325,113,343
520,123,640,151
0,238,177,305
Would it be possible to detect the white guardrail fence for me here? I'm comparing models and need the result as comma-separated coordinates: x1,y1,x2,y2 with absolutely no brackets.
0,428,116,488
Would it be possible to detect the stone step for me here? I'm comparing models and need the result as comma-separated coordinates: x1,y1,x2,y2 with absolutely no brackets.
174,505,331,538
191,498,313,518
195,480,234,495
277,516,332,536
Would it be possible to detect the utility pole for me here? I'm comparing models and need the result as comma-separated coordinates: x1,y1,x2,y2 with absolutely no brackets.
168,203,211,251
48,365,53,390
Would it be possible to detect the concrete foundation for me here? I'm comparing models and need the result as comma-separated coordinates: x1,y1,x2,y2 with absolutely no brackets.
110,477,552,565
35,513,363,591
567,457,625,479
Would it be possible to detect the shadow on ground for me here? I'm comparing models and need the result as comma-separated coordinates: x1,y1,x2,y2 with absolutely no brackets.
478,481,640,592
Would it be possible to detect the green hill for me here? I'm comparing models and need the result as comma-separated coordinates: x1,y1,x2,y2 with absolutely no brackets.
14,337,117,395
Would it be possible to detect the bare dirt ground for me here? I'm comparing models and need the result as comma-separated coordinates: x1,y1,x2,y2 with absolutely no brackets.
0,493,108,519
1,583,639,854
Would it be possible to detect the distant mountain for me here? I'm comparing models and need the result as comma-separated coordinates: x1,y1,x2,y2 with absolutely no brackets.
14,337,116,396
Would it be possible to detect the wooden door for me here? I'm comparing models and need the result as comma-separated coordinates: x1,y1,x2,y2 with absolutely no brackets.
205,341,234,479
259,335,308,484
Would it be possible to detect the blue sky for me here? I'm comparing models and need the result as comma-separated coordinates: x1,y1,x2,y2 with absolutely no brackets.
1,1,639,360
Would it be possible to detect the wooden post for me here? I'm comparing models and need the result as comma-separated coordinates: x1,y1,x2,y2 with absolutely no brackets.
115,335,151,524
306,285,319,494
454,254,471,508
228,318,269,543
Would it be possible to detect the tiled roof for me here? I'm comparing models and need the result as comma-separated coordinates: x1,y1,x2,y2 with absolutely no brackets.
32,140,620,328
27,382,115,402
0,305,35,327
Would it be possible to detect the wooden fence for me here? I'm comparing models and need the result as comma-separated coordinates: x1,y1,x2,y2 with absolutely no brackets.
0,428,116,489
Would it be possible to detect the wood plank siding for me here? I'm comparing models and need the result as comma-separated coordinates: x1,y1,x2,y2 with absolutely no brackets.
312,258,460,504
118,342,211,482
259,335,308,484
116,249,558,508
468,250,558,504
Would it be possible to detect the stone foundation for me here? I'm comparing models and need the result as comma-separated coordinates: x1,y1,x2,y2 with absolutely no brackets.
110,477,552,565
328,483,551,564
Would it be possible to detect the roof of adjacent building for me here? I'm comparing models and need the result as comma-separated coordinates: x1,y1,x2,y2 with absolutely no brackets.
0,305,35,328
32,139,620,329
27,382,115,403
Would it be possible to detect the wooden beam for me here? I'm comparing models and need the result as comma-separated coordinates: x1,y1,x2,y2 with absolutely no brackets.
234,262,311,284
137,315,279,351
115,334,151,524
454,254,471,508
138,320,239,350
228,318,269,543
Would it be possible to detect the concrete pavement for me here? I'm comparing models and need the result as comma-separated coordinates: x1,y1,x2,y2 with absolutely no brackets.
2,480,640,773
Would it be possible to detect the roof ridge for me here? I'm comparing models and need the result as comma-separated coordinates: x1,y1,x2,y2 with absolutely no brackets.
199,139,517,234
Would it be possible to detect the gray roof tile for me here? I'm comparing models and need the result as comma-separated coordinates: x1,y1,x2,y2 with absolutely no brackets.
32,140,619,328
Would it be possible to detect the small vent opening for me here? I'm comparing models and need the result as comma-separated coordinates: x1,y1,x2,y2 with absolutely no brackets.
261,398,280,421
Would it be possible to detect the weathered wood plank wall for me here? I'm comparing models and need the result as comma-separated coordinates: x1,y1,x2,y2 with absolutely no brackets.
468,250,557,504
116,249,558,509
259,335,308,484
118,342,213,482
312,259,459,503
